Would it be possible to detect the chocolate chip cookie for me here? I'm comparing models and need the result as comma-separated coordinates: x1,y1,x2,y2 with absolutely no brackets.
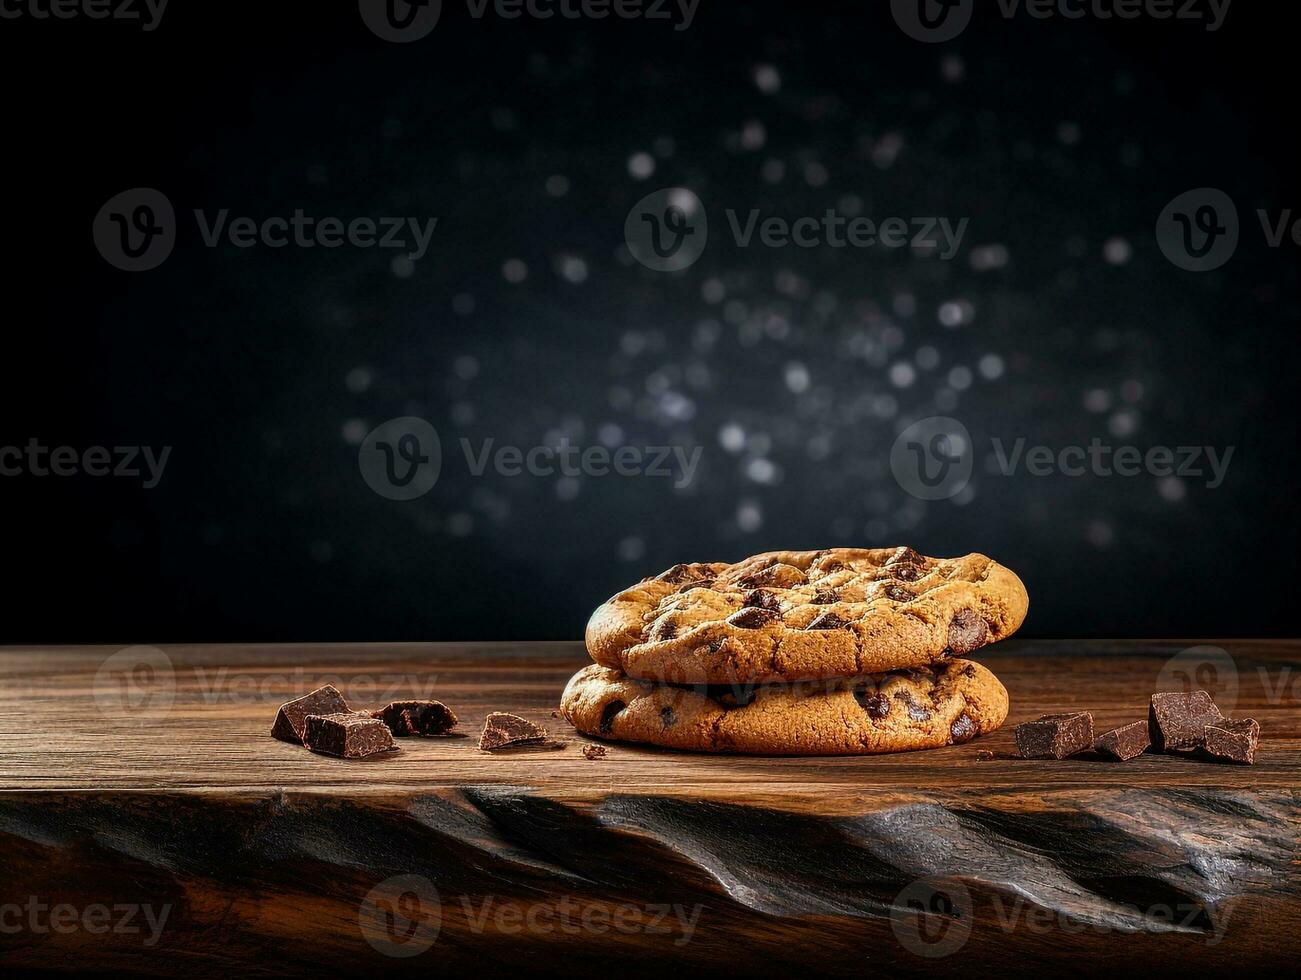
560,659,1008,755
585,548,1028,684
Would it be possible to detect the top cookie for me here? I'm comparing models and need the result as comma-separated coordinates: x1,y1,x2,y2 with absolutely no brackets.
585,547,1028,684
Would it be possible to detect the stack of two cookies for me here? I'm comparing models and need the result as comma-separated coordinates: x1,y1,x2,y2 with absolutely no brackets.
560,548,1028,756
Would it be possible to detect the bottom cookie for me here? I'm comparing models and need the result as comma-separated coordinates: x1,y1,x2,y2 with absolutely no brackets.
560,659,1008,755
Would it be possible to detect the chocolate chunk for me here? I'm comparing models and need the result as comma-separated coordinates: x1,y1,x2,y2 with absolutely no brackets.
853,688,891,719
818,559,847,574
805,611,848,631
742,562,807,589
271,685,353,744
727,606,780,629
882,583,915,603
303,712,397,759
974,748,995,761
895,690,933,722
656,563,696,584
599,700,626,735
944,609,990,656
370,700,458,737
810,589,841,605
1015,712,1095,759
707,684,758,708
478,712,548,751
1202,719,1260,764
654,618,679,641
659,707,678,728
1148,691,1224,752
888,546,924,566
581,744,608,760
1094,721,1150,761
949,713,978,744
743,589,781,611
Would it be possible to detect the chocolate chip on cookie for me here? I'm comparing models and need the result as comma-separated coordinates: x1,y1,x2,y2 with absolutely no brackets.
806,611,848,631
654,618,679,641
656,563,697,584
944,609,990,656
678,579,714,593
727,606,781,630
881,583,915,603
743,589,781,611
659,706,678,728
599,700,626,735
810,589,841,605
854,687,891,719
949,713,979,743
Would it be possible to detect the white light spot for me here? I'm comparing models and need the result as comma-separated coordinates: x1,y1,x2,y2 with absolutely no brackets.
1103,237,1133,266
391,255,415,279
502,258,528,283
737,499,763,533
719,423,746,454
1087,520,1114,549
889,362,917,388
745,458,778,484
977,354,1005,381
701,278,726,304
970,244,1010,271
753,64,781,94
948,366,973,391
453,355,479,381
916,346,940,370
1083,389,1112,413
557,254,589,284
784,361,810,394
1109,409,1139,438
740,120,767,151
1158,476,1187,503
618,535,646,561
628,152,656,180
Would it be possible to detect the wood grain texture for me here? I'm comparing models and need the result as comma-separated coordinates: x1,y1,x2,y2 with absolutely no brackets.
1,640,1298,976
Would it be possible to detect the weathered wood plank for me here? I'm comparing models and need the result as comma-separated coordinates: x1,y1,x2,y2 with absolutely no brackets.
0,640,1297,974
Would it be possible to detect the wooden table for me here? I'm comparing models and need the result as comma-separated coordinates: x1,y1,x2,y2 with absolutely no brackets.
1,640,1297,976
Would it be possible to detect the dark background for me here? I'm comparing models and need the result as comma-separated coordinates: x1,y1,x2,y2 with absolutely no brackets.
1,0,1296,642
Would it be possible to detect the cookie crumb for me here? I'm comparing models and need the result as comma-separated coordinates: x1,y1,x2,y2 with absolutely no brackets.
974,748,995,761
581,744,607,760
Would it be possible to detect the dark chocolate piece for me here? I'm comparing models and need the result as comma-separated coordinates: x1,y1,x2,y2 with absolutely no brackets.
727,606,780,629
478,712,547,751
303,712,397,758
1148,691,1224,752
1015,712,1095,759
581,744,608,760
949,713,978,744
370,700,458,737
271,685,352,744
1202,719,1260,764
1095,720,1151,761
